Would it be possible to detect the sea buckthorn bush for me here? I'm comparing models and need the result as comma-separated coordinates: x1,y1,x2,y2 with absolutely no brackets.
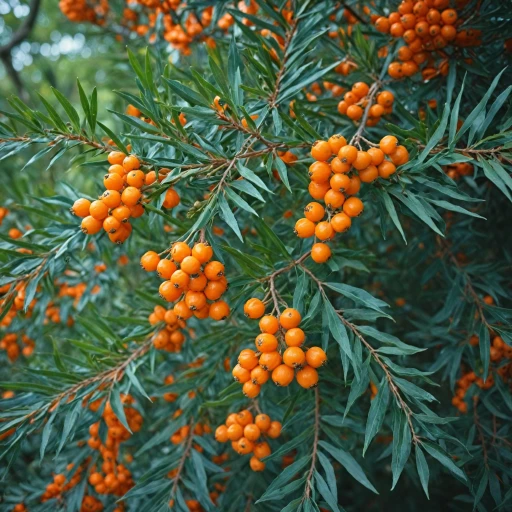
0,1,512,511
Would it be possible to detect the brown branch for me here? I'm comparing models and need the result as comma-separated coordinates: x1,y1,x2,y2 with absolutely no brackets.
170,417,196,499
349,80,382,148
303,387,320,500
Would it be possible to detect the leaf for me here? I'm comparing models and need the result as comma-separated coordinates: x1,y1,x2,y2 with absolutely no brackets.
219,194,243,242
376,189,407,243
110,387,132,434
237,162,273,193
225,188,258,216
51,87,81,132
323,298,352,360
274,155,291,192
364,378,390,455
325,283,390,317
391,408,412,489
317,451,338,502
314,470,341,512
417,104,449,164
40,408,58,461
422,441,467,482
255,218,291,261
162,78,210,107
97,122,129,155
479,322,491,382
318,441,378,494
415,447,430,499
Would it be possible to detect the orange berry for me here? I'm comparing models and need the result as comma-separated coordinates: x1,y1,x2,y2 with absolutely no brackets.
255,414,271,432
209,300,230,320
140,251,160,271
378,161,397,179
311,242,331,263
368,147,385,166
304,202,325,222
331,157,351,174
328,135,347,154
242,381,260,398
244,424,261,442
89,200,109,220
309,161,332,183
181,256,201,275
379,135,399,154
81,216,103,235
347,105,363,120
102,190,122,209
227,423,243,441
315,221,334,241
103,172,124,191
103,215,121,233
238,349,259,370
108,151,125,165
311,140,332,161
308,181,330,200
255,333,278,353
192,243,213,263
305,346,327,368
215,425,229,442
280,308,301,329
259,315,279,334
71,198,91,218
296,365,319,388
272,364,295,386
295,218,316,238
352,81,369,98
244,298,266,319
359,165,379,183
266,421,282,439
283,346,306,368
204,261,225,281
163,188,180,209
171,242,191,262
251,366,270,385
390,145,409,165
331,212,352,233
259,351,282,371
324,189,345,210
285,327,305,347
250,456,266,471
253,441,271,459
159,281,182,302
236,437,254,455
237,410,254,426
123,155,140,172
343,197,364,217
352,151,372,171
157,259,177,279
338,145,358,164
121,186,142,207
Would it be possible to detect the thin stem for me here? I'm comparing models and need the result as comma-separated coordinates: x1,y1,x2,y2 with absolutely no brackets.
349,80,382,148
303,387,320,500
170,417,196,498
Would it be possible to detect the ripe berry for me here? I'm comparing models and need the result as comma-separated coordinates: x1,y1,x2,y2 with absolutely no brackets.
244,424,261,441
368,147,385,166
347,105,363,121
378,161,397,179
232,364,251,383
103,216,121,234
209,300,230,320
390,145,409,165
259,351,282,371
306,347,327,368
280,308,301,329
331,212,352,233
283,347,306,368
315,221,334,241
251,366,269,385
159,281,182,302
308,181,330,200
204,279,227,301
352,151,372,171
328,135,347,154
266,421,282,439
309,161,332,183
250,456,265,471
304,202,325,222
89,200,109,220
330,173,350,193
103,173,124,191
204,261,225,281
324,189,346,209
359,165,379,183
331,157,351,174
272,364,295,386
345,175,361,196
380,135,399,155
181,256,201,275
192,243,213,263
163,188,180,209
189,273,208,292
236,438,254,455
121,187,142,207
227,424,243,441
311,140,332,161
253,441,271,459
311,242,331,263
255,414,271,432
238,349,259,370
81,216,103,235
102,190,122,209
343,197,364,217
71,198,91,217
255,333,278,353
157,259,177,279
215,425,228,442
242,381,260,398
185,291,207,311
259,315,279,334
130,203,145,218
285,327,305,347
338,145,358,164
123,155,140,172
244,298,266,319
237,410,253,426
171,269,190,289
296,365,319,388
352,82,369,97
108,151,125,165
140,251,160,271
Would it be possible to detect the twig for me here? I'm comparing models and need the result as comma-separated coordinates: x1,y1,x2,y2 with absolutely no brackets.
303,387,320,500
349,80,382,148
170,417,196,499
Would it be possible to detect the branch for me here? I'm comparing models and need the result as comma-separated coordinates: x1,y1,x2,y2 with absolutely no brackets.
303,387,320,500
170,417,196,499
349,80,382,148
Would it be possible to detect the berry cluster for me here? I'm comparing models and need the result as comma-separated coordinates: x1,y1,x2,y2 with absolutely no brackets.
374,0,481,80
59,0,108,24
0,282,36,327
72,151,154,244
41,462,86,502
443,161,473,180
141,241,230,322
337,82,395,126
215,410,282,471
296,135,408,263
170,422,211,446
0,333,34,361
86,396,141,497
148,305,187,352
232,301,326,397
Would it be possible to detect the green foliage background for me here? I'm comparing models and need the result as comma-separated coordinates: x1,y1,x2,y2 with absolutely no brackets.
0,1,512,511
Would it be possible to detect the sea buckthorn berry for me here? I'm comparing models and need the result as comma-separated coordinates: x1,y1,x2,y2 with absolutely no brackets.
181,256,201,275
89,200,109,220
157,259,177,279
71,198,91,217
368,147,385,166
272,364,295,386
259,315,279,334
345,175,361,196
390,22,405,37
250,456,265,472
304,202,325,222
121,186,141,207
311,242,331,263
378,161,397,179
308,181,330,200
259,351,282,371
283,347,306,368
209,300,230,321
295,218,316,238
331,212,352,233
189,273,207,291
185,291,207,311
308,161,332,183
164,310,178,324
390,145,410,165
347,105,363,121
103,172,124,191
296,365,319,388
253,441,271,459
305,347,327,368
242,381,260,398
227,423,243,441
192,243,213,263
388,62,403,79
145,171,156,185
255,333,278,353
204,261,225,281
337,101,348,115
140,251,160,272
108,151,125,165
103,216,121,234
171,242,191,262
353,151,373,171
331,157,351,175
280,308,301,329
375,17,390,32
266,421,282,439
237,410,254,426
324,189,345,210
244,424,261,442
328,135,347,154
215,425,229,443
343,197,364,217
244,298,266,319
126,170,145,188
255,414,271,432
238,349,259,370
359,165,379,183
344,91,358,105
232,364,250,383
311,140,333,161
338,145,358,164
226,414,238,427
171,269,190,289
285,327,305,347
174,300,194,320
352,81,369,97
159,281,182,302
81,216,103,235
369,104,385,118
163,188,180,209
123,155,140,172
441,8,457,24
315,221,335,241
102,190,122,209
236,438,254,455
205,280,227,301
251,366,270,385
